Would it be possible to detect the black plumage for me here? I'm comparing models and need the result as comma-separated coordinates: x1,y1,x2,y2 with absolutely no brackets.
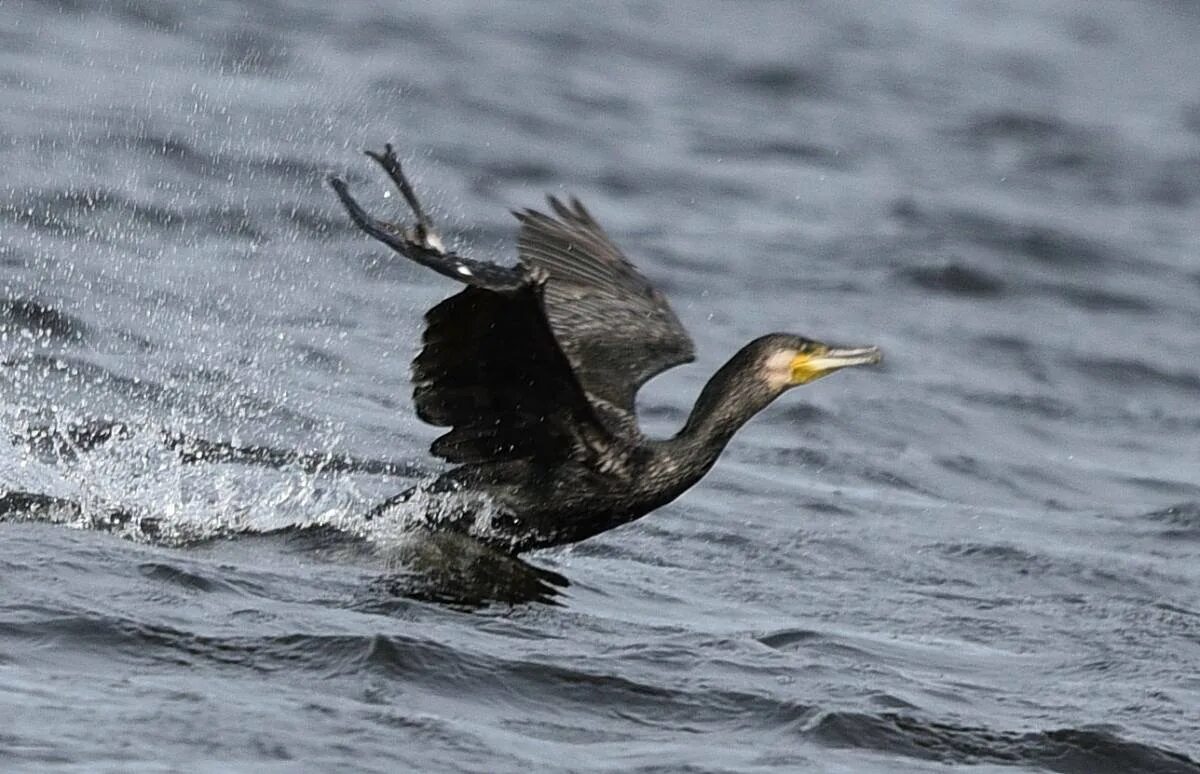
329,145,881,554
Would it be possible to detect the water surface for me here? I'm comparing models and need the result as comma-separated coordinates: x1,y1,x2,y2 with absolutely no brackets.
2,1,1199,771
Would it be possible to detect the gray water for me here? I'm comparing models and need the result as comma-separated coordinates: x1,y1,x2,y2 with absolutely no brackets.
2,1,1199,771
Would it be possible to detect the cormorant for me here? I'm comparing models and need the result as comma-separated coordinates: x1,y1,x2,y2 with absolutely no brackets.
329,145,881,555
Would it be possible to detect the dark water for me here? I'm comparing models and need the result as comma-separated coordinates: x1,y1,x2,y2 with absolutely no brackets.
2,1,1199,771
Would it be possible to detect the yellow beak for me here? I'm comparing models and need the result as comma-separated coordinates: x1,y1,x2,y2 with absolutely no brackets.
790,345,882,385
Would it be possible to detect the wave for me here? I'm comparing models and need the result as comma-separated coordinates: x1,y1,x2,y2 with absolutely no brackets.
0,298,87,343
5,602,1193,771
806,710,1199,774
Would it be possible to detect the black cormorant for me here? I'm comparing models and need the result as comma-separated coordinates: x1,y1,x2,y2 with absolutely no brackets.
329,145,881,555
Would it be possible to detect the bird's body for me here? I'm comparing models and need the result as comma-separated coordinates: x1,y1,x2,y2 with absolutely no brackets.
330,145,881,555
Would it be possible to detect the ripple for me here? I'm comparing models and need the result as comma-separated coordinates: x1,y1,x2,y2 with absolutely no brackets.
745,445,830,469
972,216,1117,268
805,711,1200,774
1,186,264,242
481,159,558,184
1,187,178,238
130,133,216,176
1135,502,1200,538
210,27,293,76
728,62,830,99
1070,355,1200,393
952,387,1075,420
137,562,247,594
21,353,168,401
692,133,850,168
291,343,346,374
898,263,1006,297
756,627,822,650
14,418,131,462
1146,156,1200,208
0,298,87,342
42,0,182,31
957,110,1087,145
1053,283,1155,314
1185,103,1200,135
901,203,1121,269
937,541,1053,574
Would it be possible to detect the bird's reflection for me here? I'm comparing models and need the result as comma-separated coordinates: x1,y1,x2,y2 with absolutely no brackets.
261,523,569,609
372,530,569,608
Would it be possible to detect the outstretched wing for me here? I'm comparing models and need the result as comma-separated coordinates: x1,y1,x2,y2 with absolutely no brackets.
516,198,695,415
413,282,612,465
330,149,676,463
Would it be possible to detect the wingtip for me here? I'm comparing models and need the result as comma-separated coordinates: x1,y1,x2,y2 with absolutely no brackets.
519,207,548,223
541,194,592,223
569,196,592,221
546,195,573,220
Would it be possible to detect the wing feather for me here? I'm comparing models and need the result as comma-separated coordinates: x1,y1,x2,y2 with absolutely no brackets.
413,284,609,464
515,198,695,414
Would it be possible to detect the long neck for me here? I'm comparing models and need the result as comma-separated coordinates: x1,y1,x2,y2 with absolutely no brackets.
653,347,778,491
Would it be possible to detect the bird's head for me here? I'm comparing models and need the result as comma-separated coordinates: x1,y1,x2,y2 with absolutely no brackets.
680,332,883,442
758,333,882,392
